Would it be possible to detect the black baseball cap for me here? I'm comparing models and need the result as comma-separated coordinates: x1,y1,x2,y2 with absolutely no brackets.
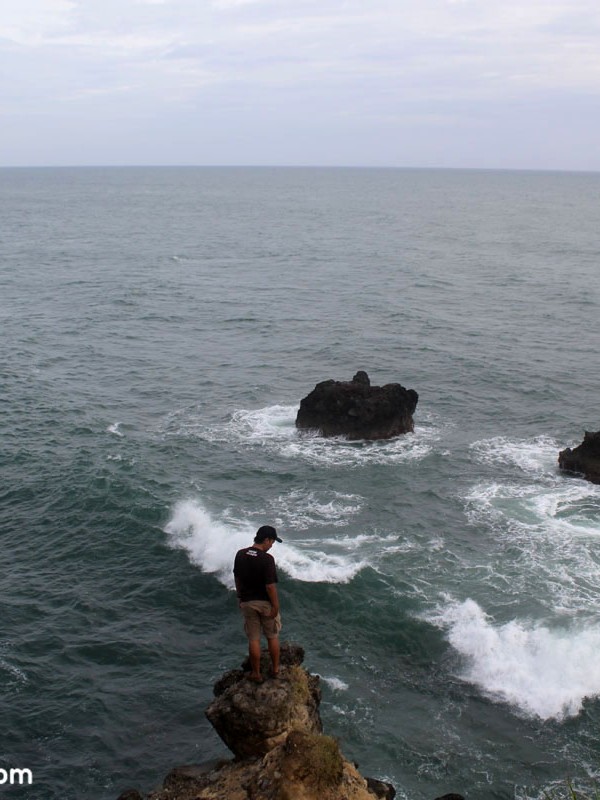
254,525,282,543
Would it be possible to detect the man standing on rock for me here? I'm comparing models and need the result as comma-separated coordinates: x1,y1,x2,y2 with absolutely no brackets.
233,525,282,683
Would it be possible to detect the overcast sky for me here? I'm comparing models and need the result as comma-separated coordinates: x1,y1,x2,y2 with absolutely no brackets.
2,0,600,169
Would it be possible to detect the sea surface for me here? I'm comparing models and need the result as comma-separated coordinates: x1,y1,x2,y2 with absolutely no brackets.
1,166,599,800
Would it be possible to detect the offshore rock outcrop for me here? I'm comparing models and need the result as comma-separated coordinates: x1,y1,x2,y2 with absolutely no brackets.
433,795,465,800
295,371,418,440
122,643,396,800
558,430,600,484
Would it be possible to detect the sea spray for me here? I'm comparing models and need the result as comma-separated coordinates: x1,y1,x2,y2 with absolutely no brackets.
163,403,441,466
164,499,368,587
430,598,600,720
164,500,250,589
470,435,561,475
266,488,363,529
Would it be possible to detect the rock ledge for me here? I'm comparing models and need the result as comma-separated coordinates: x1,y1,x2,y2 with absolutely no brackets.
116,644,464,800
119,643,394,800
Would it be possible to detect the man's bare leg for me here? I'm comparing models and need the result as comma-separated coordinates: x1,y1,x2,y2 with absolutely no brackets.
268,636,280,676
248,639,262,680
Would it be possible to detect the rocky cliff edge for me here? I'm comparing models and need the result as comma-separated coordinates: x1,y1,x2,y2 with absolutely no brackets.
116,643,465,800
117,643,395,800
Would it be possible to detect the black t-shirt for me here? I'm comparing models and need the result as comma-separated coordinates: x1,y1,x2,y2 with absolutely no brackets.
233,547,278,602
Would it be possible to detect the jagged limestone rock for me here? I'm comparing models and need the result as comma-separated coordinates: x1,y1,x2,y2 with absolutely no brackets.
206,659,321,758
128,643,398,800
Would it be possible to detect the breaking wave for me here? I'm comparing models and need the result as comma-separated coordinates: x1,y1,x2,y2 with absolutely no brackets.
465,436,600,615
430,598,600,720
164,499,368,587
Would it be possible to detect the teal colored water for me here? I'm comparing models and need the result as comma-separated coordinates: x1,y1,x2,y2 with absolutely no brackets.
1,167,599,800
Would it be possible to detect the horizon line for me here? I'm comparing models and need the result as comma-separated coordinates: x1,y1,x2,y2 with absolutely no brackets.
1,164,599,175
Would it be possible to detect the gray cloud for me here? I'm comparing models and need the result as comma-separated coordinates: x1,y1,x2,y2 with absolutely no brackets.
2,0,600,168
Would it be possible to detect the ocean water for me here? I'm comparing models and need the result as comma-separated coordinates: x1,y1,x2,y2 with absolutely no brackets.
1,166,599,800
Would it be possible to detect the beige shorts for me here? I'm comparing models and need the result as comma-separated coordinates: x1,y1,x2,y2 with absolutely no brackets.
240,601,282,641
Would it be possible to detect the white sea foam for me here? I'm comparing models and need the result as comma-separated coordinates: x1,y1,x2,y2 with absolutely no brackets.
229,405,297,442
107,422,124,437
529,486,600,538
321,676,349,692
164,501,250,589
158,403,442,465
470,435,560,475
201,404,441,467
164,499,367,587
430,598,600,720
276,544,366,584
465,480,600,614
317,532,400,549
0,659,27,683
266,489,363,529
428,535,445,551
158,406,205,439
0,648,27,684
466,480,600,548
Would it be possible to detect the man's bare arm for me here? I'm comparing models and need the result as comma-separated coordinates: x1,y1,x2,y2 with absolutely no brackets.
265,583,279,618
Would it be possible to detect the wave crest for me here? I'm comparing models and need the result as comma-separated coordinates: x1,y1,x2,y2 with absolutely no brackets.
430,598,600,720
164,499,367,587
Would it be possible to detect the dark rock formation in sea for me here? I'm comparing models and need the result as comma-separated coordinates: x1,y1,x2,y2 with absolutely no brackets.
435,794,465,800
295,371,418,440
558,430,600,484
367,776,398,799
433,795,465,800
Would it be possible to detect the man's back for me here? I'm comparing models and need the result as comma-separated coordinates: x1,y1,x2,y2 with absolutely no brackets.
233,546,278,603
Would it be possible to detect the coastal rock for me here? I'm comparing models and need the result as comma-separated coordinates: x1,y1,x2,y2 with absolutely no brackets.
131,642,396,800
366,775,396,798
558,430,600,484
147,735,379,800
162,763,229,791
205,644,322,759
295,371,418,440
240,641,305,673
212,643,305,698
147,759,258,800
433,795,465,800
254,729,377,800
